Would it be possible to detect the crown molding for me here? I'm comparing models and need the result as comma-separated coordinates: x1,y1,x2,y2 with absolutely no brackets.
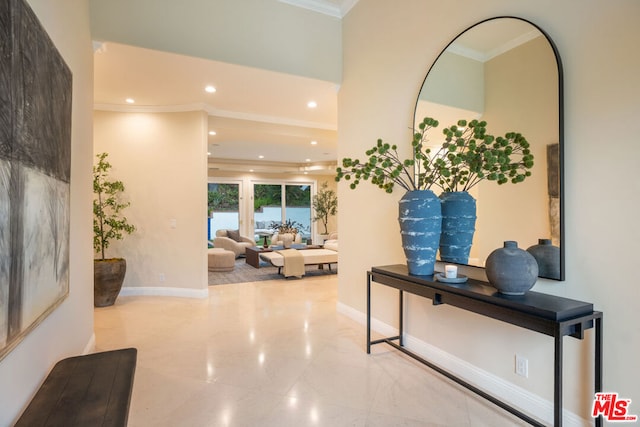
448,30,541,62
278,0,359,18
93,103,337,131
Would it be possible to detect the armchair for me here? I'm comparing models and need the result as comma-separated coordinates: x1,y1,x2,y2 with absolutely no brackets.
270,231,303,248
212,229,255,258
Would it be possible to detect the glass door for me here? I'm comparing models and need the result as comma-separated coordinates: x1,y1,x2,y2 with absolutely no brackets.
207,181,240,240
253,184,282,240
285,184,311,242
252,182,313,244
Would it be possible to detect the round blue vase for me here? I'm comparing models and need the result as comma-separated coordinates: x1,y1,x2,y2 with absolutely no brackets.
439,191,477,264
398,190,442,276
485,241,539,295
527,238,560,279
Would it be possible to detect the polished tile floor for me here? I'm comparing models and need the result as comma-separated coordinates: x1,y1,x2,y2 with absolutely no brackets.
94,275,527,426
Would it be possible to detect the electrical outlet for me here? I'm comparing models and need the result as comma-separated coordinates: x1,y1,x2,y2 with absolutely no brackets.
159,273,166,282
515,354,528,378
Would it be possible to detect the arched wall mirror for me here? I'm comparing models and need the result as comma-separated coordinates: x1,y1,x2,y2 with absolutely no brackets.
414,17,564,280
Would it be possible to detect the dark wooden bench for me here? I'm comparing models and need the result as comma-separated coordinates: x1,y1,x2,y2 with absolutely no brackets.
15,348,137,427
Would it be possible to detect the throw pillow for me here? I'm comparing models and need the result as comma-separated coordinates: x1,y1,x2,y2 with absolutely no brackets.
227,229,242,242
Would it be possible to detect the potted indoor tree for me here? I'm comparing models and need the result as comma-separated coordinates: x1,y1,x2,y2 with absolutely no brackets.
93,152,136,307
311,181,338,240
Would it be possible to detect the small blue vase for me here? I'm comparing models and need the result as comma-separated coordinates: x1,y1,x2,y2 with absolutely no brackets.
398,190,442,276
486,241,538,295
439,191,476,264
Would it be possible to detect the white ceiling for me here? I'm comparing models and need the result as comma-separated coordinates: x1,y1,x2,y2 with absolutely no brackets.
94,42,339,174
92,0,362,175
92,11,534,176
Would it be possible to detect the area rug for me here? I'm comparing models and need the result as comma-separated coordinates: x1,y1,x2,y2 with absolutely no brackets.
208,258,337,285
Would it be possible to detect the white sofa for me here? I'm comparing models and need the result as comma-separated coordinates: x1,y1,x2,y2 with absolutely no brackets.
259,248,337,277
323,232,338,251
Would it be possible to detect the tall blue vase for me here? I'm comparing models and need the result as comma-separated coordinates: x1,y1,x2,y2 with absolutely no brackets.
398,190,442,276
439,191,476,264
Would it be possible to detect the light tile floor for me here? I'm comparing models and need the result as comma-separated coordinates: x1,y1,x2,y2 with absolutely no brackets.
94,275,529,426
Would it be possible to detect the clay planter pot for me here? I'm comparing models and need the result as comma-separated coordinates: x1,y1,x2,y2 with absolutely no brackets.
94,258,127,307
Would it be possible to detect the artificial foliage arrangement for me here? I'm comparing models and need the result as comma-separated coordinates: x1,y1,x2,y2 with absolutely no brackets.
270,219,303,236
93,152,136,260
311,181,338,235
335,116,534,193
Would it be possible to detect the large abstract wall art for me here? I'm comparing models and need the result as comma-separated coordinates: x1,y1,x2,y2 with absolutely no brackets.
0,0,72,360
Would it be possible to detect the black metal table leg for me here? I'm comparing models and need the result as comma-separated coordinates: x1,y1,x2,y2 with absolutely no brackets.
595,314,603,427
399,290,404,347
554,330,563,427
367,272,371,354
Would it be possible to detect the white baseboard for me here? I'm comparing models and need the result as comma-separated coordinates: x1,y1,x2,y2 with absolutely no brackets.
120,286,209,299
82,333,96,355
336,302,589,427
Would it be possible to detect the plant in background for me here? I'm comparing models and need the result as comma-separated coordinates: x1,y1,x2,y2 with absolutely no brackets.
335,117,534,193
93,152,136,260
311,181,338,235
270,219,303,236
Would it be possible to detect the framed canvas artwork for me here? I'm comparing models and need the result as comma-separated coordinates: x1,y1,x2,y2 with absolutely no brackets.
0,0,72,360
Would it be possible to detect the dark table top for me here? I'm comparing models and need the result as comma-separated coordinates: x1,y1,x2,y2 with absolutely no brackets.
371,264,595,322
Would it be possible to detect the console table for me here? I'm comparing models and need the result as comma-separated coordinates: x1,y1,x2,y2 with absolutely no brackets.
367,265,602,427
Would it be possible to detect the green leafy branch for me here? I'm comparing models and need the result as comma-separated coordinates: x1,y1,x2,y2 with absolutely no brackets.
335,117,534,194
93,152,136,260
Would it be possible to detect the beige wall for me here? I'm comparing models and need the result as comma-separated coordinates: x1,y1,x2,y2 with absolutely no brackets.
0,0,95,424
339,0,640,422
94,110,209,294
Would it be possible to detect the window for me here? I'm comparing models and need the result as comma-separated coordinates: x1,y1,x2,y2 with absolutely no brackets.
207,182,240,240
253,182,312,241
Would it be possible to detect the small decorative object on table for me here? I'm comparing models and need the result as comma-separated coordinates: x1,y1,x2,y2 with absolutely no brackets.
485,241,538,295
445,264,457,278
435,264,468,283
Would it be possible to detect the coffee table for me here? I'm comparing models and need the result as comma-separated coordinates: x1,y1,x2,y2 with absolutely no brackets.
245,246,272,268
245,244,322,268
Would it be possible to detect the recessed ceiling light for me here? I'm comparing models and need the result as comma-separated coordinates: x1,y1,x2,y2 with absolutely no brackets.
310,141,318,145
209,131,217,136
304,172,308,175
305,159,311,162
307,101,317,108
205,85,216,93
249,169,254,172
207,152,211,156
125,98,135,104
258,155,264,159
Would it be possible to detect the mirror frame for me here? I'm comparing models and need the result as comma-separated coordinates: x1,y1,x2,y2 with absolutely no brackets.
414,16,565,280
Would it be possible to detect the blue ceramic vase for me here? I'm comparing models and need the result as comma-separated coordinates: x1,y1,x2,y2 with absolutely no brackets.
527,238,560,279
485,241,538,295
398,190,442,276
439,191,476,264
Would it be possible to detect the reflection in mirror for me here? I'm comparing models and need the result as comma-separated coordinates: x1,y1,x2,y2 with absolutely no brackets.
415,17,564,280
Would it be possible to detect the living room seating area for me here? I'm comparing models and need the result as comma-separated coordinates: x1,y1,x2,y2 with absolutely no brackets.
212,229,255,258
